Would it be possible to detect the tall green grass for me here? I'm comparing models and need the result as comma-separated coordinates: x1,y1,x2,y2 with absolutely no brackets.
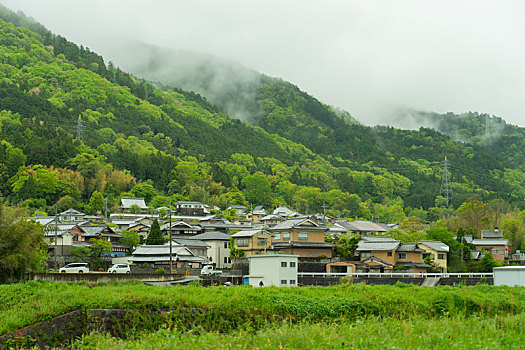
73,314,525,349
1,281,524,336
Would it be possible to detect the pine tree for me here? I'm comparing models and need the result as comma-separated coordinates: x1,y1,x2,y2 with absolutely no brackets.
145,219,164,245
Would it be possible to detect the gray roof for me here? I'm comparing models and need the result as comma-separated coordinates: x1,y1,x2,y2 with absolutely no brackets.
397,243,425,252
170,239,210,248
132,245,190,256
272,206,298,217
359,256,394,267
259,214,284,221
471,239,509,246
191,231,231,241
59,208,86,216
269,218,322,231
419,240,450,252
30,216,59,226
120,197,148,209
231,229,270,238
361,236,397,242
348,221,387,233
356,240,401,251
44,224,77,237
481,229,503,239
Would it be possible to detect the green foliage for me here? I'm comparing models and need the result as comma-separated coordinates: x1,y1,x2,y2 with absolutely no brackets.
120,229,140,253
155,268,165,274
0,203,47,281
145,219,163,245
325,233,359,258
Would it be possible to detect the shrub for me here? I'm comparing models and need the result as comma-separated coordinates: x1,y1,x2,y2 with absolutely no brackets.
156,268,165,274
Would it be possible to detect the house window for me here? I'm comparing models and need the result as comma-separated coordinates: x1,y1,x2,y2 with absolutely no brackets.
361,252,371,258
422,253,430,260
298,232,308,241
491,249,504,255
224,257,231,264
290,280,296,285
281,261,287,267
387,252,393,257
282,232,290,241
258,237,267,246
437,253,445,259
397,253,407,260
224,242,228,248
281,280,287,285
237,238,248,247
290,262,296,267
274,233,281,240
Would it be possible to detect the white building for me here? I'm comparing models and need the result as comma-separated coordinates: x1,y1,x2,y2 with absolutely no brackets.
245,254,298,287
493,266,525,286
190,231,232,269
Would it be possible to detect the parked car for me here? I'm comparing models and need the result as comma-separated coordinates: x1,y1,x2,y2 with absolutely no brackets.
201,265,222,276
59,263,89,273
108,264,131,274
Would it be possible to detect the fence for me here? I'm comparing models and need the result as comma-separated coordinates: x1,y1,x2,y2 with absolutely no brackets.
298,272,493,278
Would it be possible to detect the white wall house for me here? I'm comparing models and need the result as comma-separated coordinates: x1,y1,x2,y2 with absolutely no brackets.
246,254,298,287
190,231,233,269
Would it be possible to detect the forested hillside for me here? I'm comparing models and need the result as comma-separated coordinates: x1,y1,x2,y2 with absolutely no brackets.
0,5,524,227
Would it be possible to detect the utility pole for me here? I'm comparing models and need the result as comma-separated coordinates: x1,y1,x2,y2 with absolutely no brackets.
169,198,173,274
440,156,452,208
321,202,328,228
105,197,108,221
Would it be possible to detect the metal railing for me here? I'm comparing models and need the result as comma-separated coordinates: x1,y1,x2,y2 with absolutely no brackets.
298,272,493,278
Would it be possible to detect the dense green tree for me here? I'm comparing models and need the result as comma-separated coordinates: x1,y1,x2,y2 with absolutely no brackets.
145,219,164,245
0,203,47,281
120,229,140,253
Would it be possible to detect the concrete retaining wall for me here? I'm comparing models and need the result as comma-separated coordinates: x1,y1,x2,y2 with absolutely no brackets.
30,273,185,283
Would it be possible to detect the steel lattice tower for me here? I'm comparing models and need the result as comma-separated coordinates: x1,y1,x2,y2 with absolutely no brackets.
440,156,452,208
76,114,83,142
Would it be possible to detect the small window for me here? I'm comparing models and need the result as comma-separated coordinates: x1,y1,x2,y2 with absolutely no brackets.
282,232,290,240
361,252,371,258
258,237,267,246
224,242,228,248
281,280,287,285
438,253,445,259
298,232,308,240
290,280,296,285
387,252,392,257
281,261,287,267
274,233,281,240
290,262,296,267
397,252,407,260
237,238,248,247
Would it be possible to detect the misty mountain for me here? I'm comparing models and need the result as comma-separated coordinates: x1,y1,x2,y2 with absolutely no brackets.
1,4,525,218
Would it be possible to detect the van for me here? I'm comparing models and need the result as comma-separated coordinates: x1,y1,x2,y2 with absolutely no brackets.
59,263,89,273
108,264,131,274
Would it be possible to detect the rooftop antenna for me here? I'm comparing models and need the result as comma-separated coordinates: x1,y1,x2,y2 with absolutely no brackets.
76,114,84,142
440,156,453,208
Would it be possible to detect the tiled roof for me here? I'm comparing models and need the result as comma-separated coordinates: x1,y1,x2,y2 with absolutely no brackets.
231,229,269,237
59,208,86,216
120,197,148,209
359,256,394,267
397,243,425,252
272,241,335,249
191,231,231,241
419,240,450,252
472,239,509,246
269,218,322,231
356,241,400,251
170,239,210,248
481,229,503,239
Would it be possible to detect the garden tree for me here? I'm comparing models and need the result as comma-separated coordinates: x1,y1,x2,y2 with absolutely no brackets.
0,203,48,281
145,219,164,245
120,229,140,253
129,204,141,214
427,225,473,272
476,251,502,272
89,190,105,214
389,216,426,243
241,173,273,207
229,237,245,260
501,216,525,252
92,238,112,259
456,195,493,237
325,233,359,258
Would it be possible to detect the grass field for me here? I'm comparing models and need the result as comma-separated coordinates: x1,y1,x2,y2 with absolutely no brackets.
1,281,524,349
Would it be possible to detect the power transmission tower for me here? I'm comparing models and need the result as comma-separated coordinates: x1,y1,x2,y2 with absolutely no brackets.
76,114,84,142
440,156,452,208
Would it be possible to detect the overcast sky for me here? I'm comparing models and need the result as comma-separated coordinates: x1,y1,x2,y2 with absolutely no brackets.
3,0,525,126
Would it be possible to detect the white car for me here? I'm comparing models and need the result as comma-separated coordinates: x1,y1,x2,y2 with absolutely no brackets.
59,263,89,273
108,264,131,274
